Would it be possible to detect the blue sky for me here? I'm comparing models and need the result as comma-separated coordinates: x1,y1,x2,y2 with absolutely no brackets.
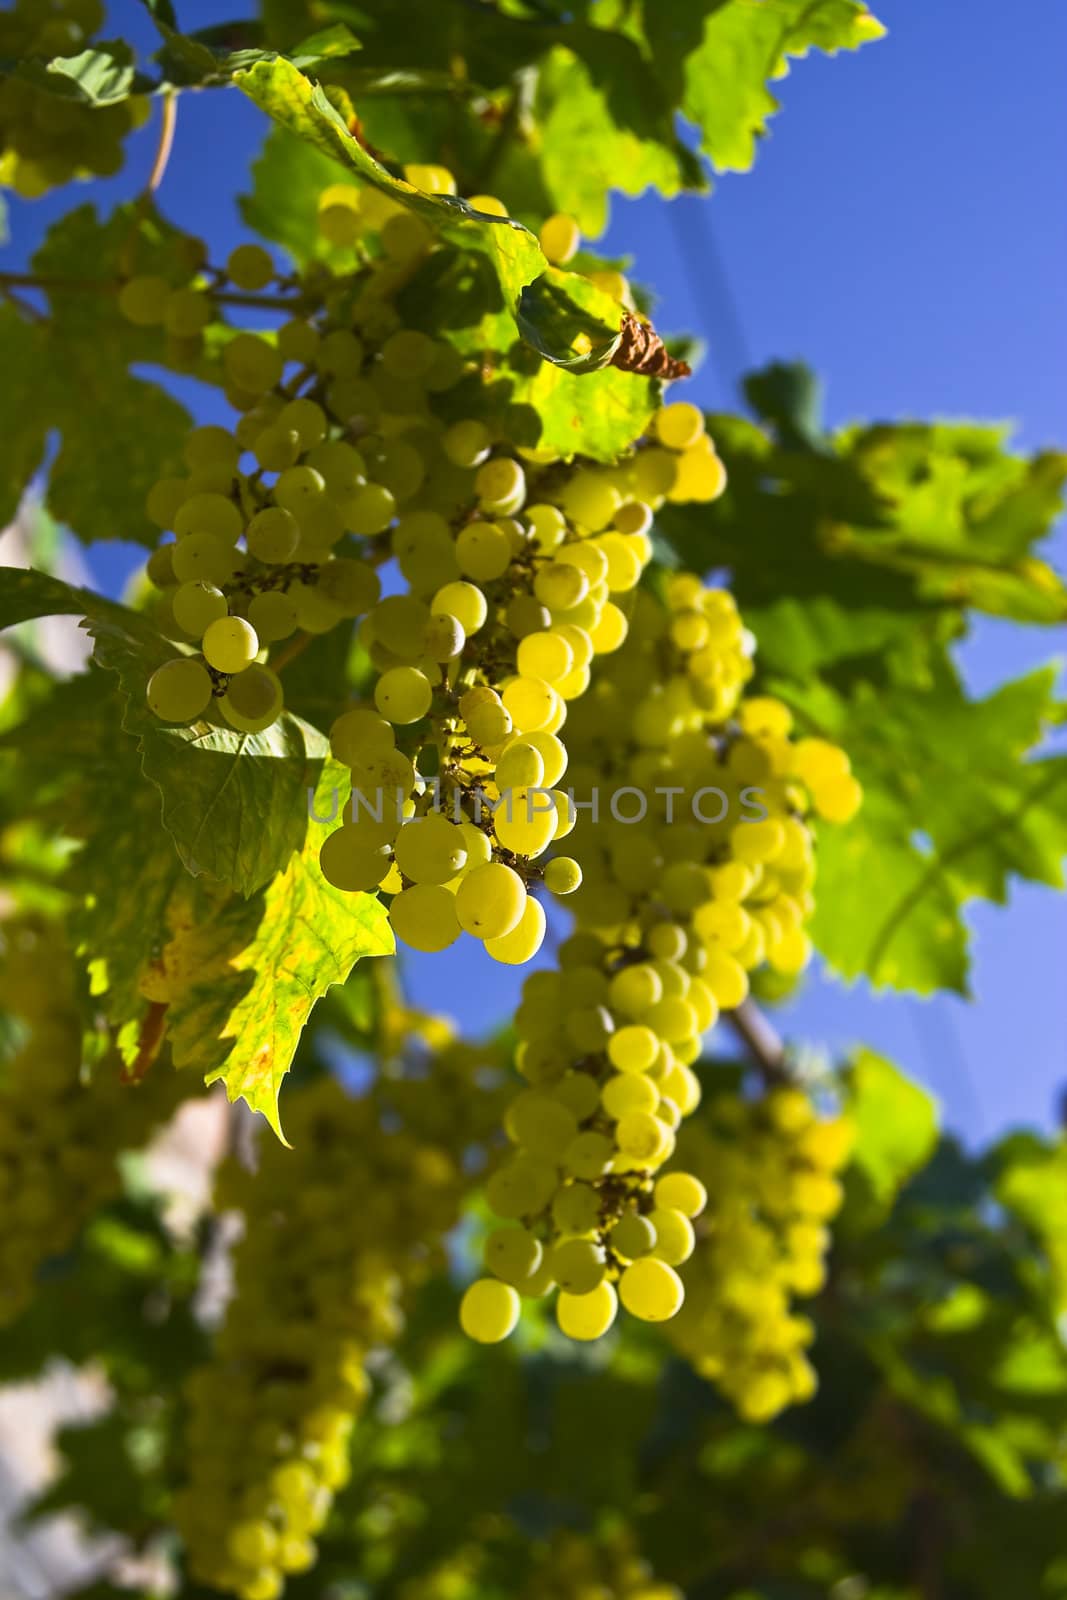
5,0,1064,1144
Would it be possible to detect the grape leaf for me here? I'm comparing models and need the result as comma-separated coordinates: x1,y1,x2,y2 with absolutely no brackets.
0,205,194,547
782,668,1067,993
532,34,705,235
643,0,886,173
659,404,1067,627
842,1049,939,1227
234,55,627,373
2,666,187,1045
0,564,163,647
13,42,142,105
87,610,333,899
396,252,657,462
163,762,393,1140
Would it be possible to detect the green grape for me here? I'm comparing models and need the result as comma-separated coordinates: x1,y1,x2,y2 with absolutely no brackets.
559,470,621,531
274,465,326,517
253,423,301,472
507,593,553,638
173,579,228,637
277,318,320,363
146,476,188,529
424,612,465,660
459,1278,520,1344
432,580,487,635
305,439,366,494
345,483,397,535
654,1172,707,1217
506,1091,577,1161
246,506,299,563
460,686,512,747
118,274,170,326
316,558,381,616
606,1025,659,1075
389,884,461,952
442,419,491,467
456,520,512,581
247,590,299,643
611,1211,657,1260
226,243,275,290
539,211,581,264
291,582,343,634
278,396,327,449
475,456,526,514
551,1182,600,1235
544,856,582,895
493,788,557,858
145,543,176,587
534,562,588,611
484,893,545,965
164,287,212,337
601,1074,658,1119
329,707,395,766
174,492,244,543
485,1227,543,1286
517,630,574,683
548,1237,607,1294
178,1079,463,1596
454,863,526,939
381,328,436,378
375,666,432,725
648,1207,695,1265
393,814,467,884
501,676,555,734
172,533,240,586
220,663,284,732
486,1155,558,1220
317,328,365,377
222,332,284,394
557,1282,618,1341
619,1258,684,1322
183,425,239,474
146,657,213,722
203,616,259,674
496,742,545,790
319,828,392,892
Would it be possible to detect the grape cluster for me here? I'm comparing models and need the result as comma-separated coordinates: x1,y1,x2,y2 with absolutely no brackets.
130,176,724,967
175,1077,464,1600
458,576,859,1345
0,0,144,197
522,1528,682,1600
0,915,183,1327
669,1087,854,1421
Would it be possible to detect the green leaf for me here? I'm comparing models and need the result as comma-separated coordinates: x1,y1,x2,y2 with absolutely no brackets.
991,1136,1067,1309
87,610,334,899
397,252,657,462
0,565,163,648
0,205,193,547
234,55,626,371
2,666,187,1043
12,42,141,105
788,668,1067,993
843,1050,939,1224
164,764,393,1139
240,125,358,267
532,36,705,235
644,0,885,174
661,403,1067,628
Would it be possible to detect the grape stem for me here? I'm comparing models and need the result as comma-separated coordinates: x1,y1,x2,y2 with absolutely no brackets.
725,998,790,1084
0,271,306,314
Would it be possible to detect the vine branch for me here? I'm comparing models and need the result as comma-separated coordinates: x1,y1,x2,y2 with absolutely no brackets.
726,998,790,1084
